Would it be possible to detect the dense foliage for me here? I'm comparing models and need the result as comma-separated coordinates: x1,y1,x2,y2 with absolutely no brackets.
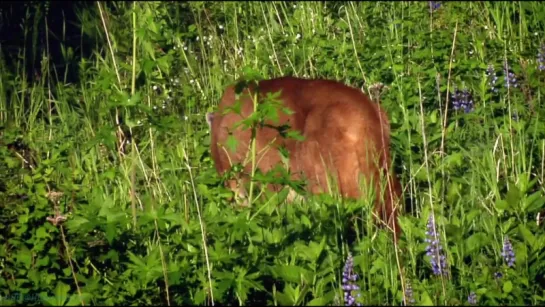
1,1,545,305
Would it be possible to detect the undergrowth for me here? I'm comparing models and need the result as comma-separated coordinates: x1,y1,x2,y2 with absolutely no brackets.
1,1,545,306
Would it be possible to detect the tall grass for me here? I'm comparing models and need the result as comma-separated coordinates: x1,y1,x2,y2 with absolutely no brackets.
1,1,545,305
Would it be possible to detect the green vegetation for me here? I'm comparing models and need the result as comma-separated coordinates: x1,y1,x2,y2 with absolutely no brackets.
1,1,545,305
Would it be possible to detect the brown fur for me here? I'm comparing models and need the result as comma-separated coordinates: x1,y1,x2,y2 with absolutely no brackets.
208,77,402,239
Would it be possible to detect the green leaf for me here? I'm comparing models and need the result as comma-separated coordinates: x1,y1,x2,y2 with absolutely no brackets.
197,183,209,195
186,243,198,253
466,232,487,253
518,224,536,248
274,289,295,306
41,292,59,306
226,134,239,153
36,226,50,239
53,281,69,305
105,223,117,244
157,55,172,74
142,59,155,75
194,288,207,305
503,280,513,293
307,290,336,306
66,293,92,306
421,291,434,306
300,214,311,228
465,208,481,224
305,236,326,262
444,152,463,168
286,130,305,141
505,184,521,210
495,199,509,210
514,241,528,265
269,264,309,284
524,191,545,213
17,247,32,269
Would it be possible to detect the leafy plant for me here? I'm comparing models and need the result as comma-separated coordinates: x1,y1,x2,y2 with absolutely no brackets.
1,1,545,306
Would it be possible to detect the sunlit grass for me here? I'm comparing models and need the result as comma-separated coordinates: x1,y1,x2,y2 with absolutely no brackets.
1,1,545,305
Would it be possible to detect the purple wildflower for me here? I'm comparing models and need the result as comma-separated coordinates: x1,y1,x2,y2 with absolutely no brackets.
342,253,361,306
468,292,477,305
494,271,503,280
425,215,447,276
404,282,416,305
538,44,545,71
501,236,515,267
451,88,474,113
486,64,499,93
429,1,441,12
503,61,518,89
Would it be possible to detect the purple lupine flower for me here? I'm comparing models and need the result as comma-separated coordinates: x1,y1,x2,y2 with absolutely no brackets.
494,271,503,280
342,253,361,306
501,236,515,267
425,215,447,276
404,282,416,305
503,61,518,89
451,88,474,113
538,44,545,71
468,292,477,305
429,1,441,12
486,64,499,93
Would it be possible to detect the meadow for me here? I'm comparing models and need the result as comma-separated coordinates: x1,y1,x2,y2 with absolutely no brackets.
1,1,545,305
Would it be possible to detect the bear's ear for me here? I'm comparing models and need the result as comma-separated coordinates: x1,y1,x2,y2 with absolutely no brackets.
206,112,214,128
